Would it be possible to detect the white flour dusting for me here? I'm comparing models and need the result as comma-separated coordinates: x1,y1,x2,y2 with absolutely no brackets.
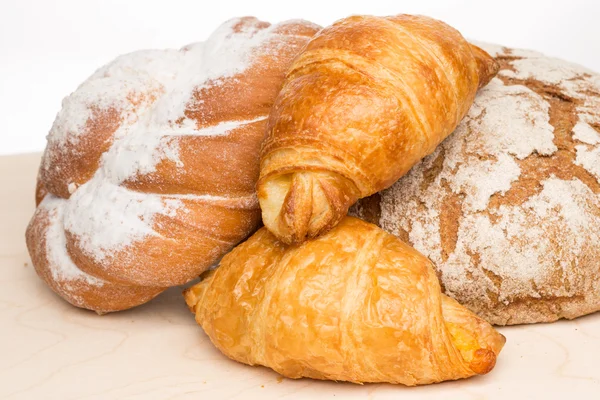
573,121,600,145
443,78,556,212
46,74,163,149
499,52,597,99
449,153,521,212
102,115,268,184
575,145,600,180
41,195,105,286
39,17,313,282
373,43,600,313
445,177,598,302
467,79,557,159
62,178,183,262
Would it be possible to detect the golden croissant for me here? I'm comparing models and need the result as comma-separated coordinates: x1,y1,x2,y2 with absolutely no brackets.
257,14,499,244
184,217,505,385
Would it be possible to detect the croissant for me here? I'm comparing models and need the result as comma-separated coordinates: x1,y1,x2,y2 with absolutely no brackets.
25,17,321,313
257,14,499,244
184,217,505,385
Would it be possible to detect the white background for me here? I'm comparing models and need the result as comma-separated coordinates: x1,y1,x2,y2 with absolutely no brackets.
1,0,599,155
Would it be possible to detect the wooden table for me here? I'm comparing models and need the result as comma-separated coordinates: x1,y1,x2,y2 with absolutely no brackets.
2,153,599,399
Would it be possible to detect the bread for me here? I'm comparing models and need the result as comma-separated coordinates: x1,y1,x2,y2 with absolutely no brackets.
184,217,505,385
25,17,321,313
257,14,498,245
351,43,600,325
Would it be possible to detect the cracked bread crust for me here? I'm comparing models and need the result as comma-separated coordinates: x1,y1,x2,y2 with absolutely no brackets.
351,43,600,325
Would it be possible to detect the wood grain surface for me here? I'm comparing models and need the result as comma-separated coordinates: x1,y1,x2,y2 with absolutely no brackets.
1,153,599,399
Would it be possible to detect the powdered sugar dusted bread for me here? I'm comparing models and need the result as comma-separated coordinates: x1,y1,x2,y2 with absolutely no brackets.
26,17,321,313
351,44,600,325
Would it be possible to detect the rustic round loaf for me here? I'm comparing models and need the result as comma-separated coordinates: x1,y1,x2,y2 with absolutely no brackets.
351,43,600,325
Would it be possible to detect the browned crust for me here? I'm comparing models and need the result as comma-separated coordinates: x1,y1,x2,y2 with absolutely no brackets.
352,46,600,325
27,18,321,312
187,217,505,384
25,205,164,313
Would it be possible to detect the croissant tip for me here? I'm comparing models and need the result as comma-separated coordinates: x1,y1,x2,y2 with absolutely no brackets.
182,287,198,313
279,234,304,246
470,43,500,88
469,348,497,375
259,172,331,245
499,332,507,347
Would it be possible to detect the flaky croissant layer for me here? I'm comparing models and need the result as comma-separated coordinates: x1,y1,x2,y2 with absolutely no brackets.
258,14,499,244
184,217,505,385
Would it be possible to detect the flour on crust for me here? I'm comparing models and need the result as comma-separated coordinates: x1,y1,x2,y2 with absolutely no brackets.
28,17,321,311
352,43,600,325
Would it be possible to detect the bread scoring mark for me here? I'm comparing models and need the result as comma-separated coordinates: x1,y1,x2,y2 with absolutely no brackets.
494,55,520,74
439,184,462,263
423,148,460,263
419,147,446,192
442,78,556,213
499,50,600,102
490,75,600,201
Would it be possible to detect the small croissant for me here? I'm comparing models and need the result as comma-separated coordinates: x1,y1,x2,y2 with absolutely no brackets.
184,217,505,385
258,14,499,244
